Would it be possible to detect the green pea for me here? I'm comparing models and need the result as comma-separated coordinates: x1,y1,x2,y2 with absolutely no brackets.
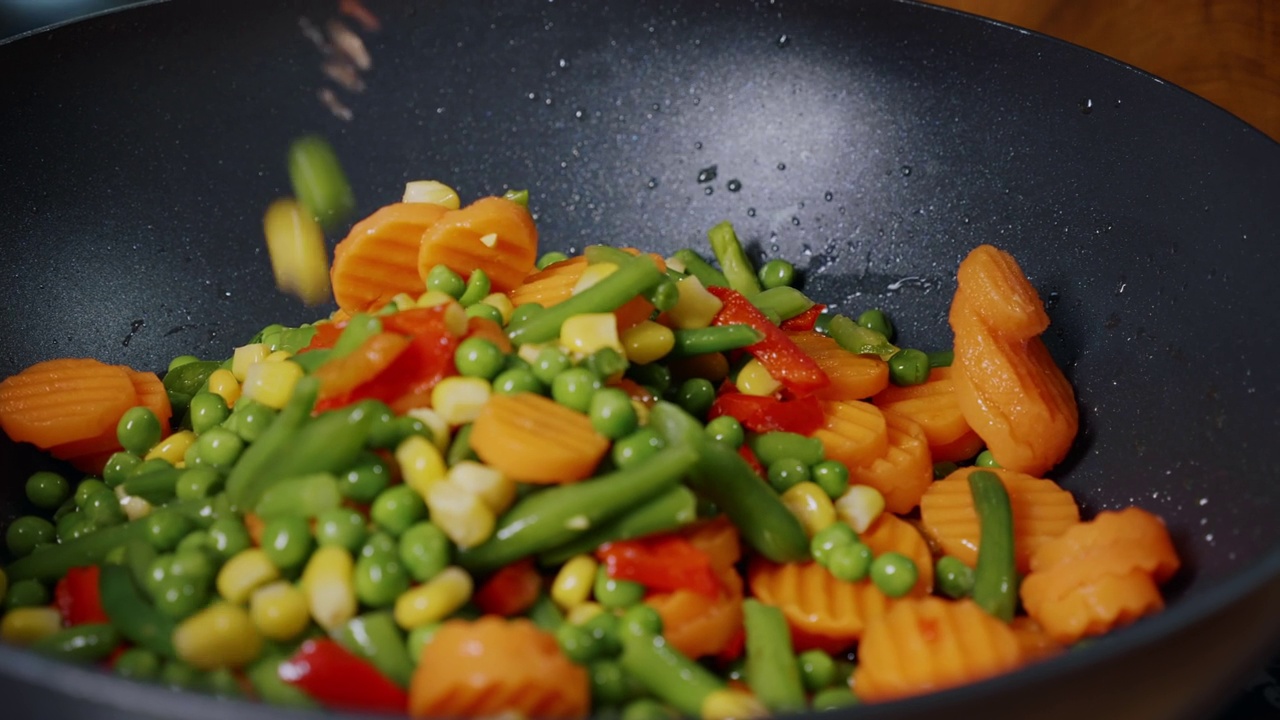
797,649,837,692
856,309,894,341
621,698,680,720
465,302,504,325
582,611,623,657
869,551,918,597
927,349,954,368
551,368,601,412
126,459,171,480
888,348,930,387
590,659,638,706
509,302,544,326
74,478,110,508
504,355,534,373
82,490,125,527
454,337,506,380
153,576,211,619
174,531,211,556
189,391,230,435
371,485,427,537
399,521,451,582
143,509,193,552
975,449,1001,468
361,531,397,559
758,258,796,289
492,367,544,396
175,466,224,501
262,515,315,571
555,621,602,664
222,399,277,443
338,452,392,504
117,406,163,455
114,648,161,680
936,555,975,599
207,668,244,698
649,277,679,313
933,461,961,479
585,347,628,381
626,363,671,396
353,399,397,449
531,346,572,385
190,427,244,472
56,511,95,544
704,415,744,448
811,460,850,499
594,565,645,609
810,522,858,565
611,427,665,469
315,507,368,552
826,542,873,583
811,687,860,711
675,378,716,418
6,578,48,609
621,604,663,637
355,550,412,608
767,458,810,493
26,471,71,509
6,516,55,558
168,355,200,372
406,623,441,659
537,251,570,270
589,388,639,440
426,264,467,299
101,453,141,488
160,660,202,690
206,518,252,560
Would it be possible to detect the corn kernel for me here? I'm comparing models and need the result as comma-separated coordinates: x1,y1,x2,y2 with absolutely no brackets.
249,580,311,642
835,484,886,534
405,407,450,449
217,548,281,604
550,555,598,611
566,601,605,626
207,368,242,408
780,481,838,537
231,343,269,381
145,430,196,464
241,360,304,410
621,321,676,365
173,602,263,670
664,255,687,273
560,313,624,355
447,461,515,513
391,292,419,311
442,301,469,336
430,377,492,426
263,198,331,306
395,435,447,495
264,350,293,363
667,275,723,330
301,546,357,632
736,358,782,397
480,293,515,324
701,689,769,720
121,494,153,521
572,262,618,295
0,607,62,646
425,481,496,549
402,180,461,209
416,290,458,309
478,232,499,248
516,343,546,365
393,566,473,630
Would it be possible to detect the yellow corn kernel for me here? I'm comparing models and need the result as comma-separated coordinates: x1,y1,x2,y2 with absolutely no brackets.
416,290,458,309
447,461,515,513
835,484,886,534
780,482,838,537
391,292,419,311
402,180,461,209
664,255,688,273
621,320,676,365
405,408,450,450
207,368,242,408
264,198,331,306
631,399,650,426
480,293,515,324
173,602,264,670
396,434,447,495
0,607,62,646
145,430,196,464
393,566,473,630
442,301,469,336
121,494,153,521
241,360,304,410
301,546,357,632
231,343,270,382
264,350,293,363
249,581,311,642
550,555,598,611
701,689,769,720
516,342,546,365
572,262,618,295
430,377,492,426
217,548,281,604
736,358,782,397
424,481,496,549
667,275,723,330
566,602,605,626
560,313,623,355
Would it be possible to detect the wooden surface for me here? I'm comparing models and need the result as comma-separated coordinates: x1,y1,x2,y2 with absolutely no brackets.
920,0,1280,142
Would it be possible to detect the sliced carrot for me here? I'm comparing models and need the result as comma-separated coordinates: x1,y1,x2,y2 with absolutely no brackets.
918,466,1080,573
410,616,589,719
50,369,172,460
860,514,934,597
787,330,889,401
683,516,741,574
646,566,744,659
953,244,1050,340
243,512,267,547
845,410,934,515
417,197,539,294
473,558,543,617
1009,616,1063,663
312,332,411,401
469,392,609,484
0,359,138,449
851,597,1024,703
1023,569,1165,645
508,256,587,309
330,202,450,313
1028,507,1179,581
747,558,892,653
811,400,889,469
929,429,986,463
873,366,973,454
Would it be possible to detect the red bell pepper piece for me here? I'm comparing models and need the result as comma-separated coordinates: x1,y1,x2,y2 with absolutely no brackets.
279,638,408,713
779,303,827,332
707,392,824,436
737,443,765,477
473,558,542,617
597,536,720,598
706,287,829,397
300,320,347,353
53,565,109,626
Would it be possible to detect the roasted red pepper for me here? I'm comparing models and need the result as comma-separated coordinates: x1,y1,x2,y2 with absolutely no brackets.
708,392,824,436
473,558,542,617
597,536,720,598
279,638,408,713
779,303,827,332
53,565,109,626
301,319,347,353
707,287,829,397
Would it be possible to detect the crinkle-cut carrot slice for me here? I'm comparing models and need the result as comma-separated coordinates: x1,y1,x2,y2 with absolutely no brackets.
1022,568,1165,645
929,429,985,464
0,358,137,449
508,256,588,309
1009,616,1063,663
873,366,973,448
861,513,934,597
417,196,539,294
647,566,744,660
748,558,892,654
1028,507,1180,582
953,244,1050,341
812,400,888,470
919,466,1080,573
786,330,889,401
845,410,934,515
469,392,609,484
331,202,450,313
50,369,173,473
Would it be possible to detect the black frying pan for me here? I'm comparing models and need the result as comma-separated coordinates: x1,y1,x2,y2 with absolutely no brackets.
2,1,1279,718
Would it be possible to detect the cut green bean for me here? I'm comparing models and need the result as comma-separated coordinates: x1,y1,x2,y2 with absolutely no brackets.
707,221,762,296
748,431,826,467
225,376,319,509
32,623,121,663
288,134,355,231
969,470,1017,621
254,473,342,519
121,465,181,504
670,248,729,289
618,625,725,717
827,314,899,360
668,325,762,358
99,563,176,658
749,286,814,322
330,314,383,358
743,599,806,713
927,349,954,368
506,255,665,346
539,486,698,566
336,612,414,688
5,521,147,582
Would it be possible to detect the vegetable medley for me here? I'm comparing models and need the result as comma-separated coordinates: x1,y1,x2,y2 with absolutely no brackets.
0,175,1181,717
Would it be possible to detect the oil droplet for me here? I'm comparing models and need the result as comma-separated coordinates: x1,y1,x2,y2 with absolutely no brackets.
790,216,800,226
727,179,742,192
651,103,661,112
692,97,701,106
776,162,786,171
694,141,703,150
704,186,714,196
823,191,833,201
776,34,790,48
900,165,912,176
697,165,718,183
558,58,569,69
747,207,757,217
647,177,659,189
962,215,971,224
574,108,586,120
1080,98,1093,114
527,91,538,101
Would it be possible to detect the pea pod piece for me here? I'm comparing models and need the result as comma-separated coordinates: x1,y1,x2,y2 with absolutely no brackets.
706,221,762,296
668,326,762,358
747,431,825,468
225,376,320,509
742,599,805,713
31,623,121,663
329,314,383,359
827,314,899,360
162,360,221,415
99,563,176,658
5,521,148,582
969,470,1017,622
748,286,814,322
671,248,729,289
254,473,342,519
539,486,698,566
335,612,415,688
258,324,318,354
288,134,355,232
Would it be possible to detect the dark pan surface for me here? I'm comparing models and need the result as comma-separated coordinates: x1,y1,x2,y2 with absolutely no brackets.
1,0,1279,718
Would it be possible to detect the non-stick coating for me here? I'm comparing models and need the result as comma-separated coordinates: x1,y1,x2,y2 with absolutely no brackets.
1,1,1279,718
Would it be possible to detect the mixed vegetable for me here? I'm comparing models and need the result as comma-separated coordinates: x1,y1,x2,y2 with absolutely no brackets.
0,169,1181,717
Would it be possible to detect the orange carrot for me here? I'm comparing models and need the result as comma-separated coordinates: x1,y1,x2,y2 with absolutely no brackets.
860,514,934,597
1028,507,1179,581
243,513,267,547
330,202,450,313
50,369,173,473
873,366,974,454
410,616,589,719
929,429,986,464
646,567,744,659
918,466,1080,573
851,597,1024,703
954,244,1050,339
787,330,889,401
0,359,138,450
473,558,542,617
811,400,889,470
1009,616,1063,663
507,256,587,309
845,410,934,515
417,197,539,294
1023,569,1165,646
747,558,892,654
683,517,740,573
312,332,411,401
469,392,609,484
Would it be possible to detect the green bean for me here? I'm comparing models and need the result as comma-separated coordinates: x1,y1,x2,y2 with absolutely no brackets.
506,255,665,346
457,444,698,572
5,521,147,582
969,470,1017,621
330,314,383,358
224,376,319,508
856,308,894,340
826,314,899,360
258,323,319,354
748,431,825,467
502,188,530,207
32,623,121,663
668,325,762,358
288,134,355,231
670,249,729,289
742,599,806,713
445,423,478,465
749,286,814,321
336,612,414,688
927,349,954,368
162,360,221,415
706,221,762,296
457,269,492,307
99,563,176,658
255,473,342,519
245,653,319,708
584,245,674,310
618,624,725,717
121,465,181,504
290,348,332,374
539,486,697,566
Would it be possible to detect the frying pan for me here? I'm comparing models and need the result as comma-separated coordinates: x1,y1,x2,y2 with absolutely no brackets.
2,0,1279,718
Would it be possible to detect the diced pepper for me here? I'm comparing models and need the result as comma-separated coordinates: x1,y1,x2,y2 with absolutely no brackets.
279,637,408,713
597,536,719,598
707,392,824,436
53,565,110,627
706,287,829,397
